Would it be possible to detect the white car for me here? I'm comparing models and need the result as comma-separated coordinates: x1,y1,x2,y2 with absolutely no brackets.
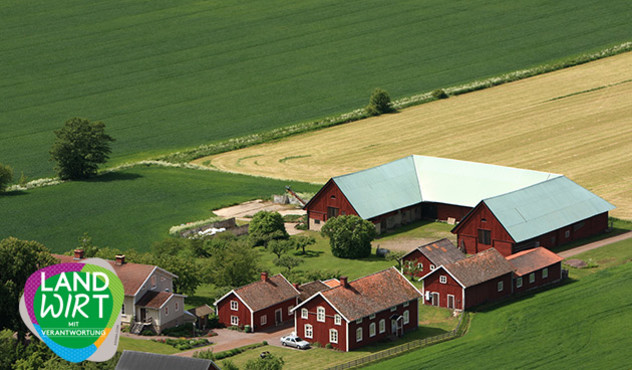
280,334,310,349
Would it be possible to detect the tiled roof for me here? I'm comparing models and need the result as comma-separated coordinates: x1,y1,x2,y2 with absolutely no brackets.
52,254,161,297
320,268,421,322
298,281,330,301
442,248,514,288
233,274,299,312
403,238,465,266
506,247,564,276
188,305,214,317
322,279,340,288
136,291,173,309
116,350,218,370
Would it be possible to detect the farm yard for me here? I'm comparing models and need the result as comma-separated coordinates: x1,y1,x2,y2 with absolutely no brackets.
2,0,632,179
201,52,632,219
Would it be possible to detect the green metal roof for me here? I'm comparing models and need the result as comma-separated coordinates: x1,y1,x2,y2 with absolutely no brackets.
484,176,615,243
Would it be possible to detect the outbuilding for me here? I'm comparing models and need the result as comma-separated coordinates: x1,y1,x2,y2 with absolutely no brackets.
506,247,564,293
400,238,466,278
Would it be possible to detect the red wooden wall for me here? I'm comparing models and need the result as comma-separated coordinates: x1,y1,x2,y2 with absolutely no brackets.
453,203,515,256
434,203,472,222
252,298,297,331
464,273,513,309
402,250,435,278
295,295,348,352
216,293,251,329
423,270,463,310
306,180,357,228
512,262,562,294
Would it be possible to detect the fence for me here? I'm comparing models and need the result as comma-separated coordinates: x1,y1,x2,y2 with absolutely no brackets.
325,312,471,370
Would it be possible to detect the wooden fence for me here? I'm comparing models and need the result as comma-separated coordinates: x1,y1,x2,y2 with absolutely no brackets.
325,312,470,370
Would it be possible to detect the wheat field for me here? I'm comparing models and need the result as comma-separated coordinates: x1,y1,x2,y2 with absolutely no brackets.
197,52,632,219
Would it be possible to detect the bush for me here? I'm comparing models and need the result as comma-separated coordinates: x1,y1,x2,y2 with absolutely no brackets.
162,324,195,337
313,342,322,348
321,215,377,259
244,353,284,370
222,360,239,370
262,340,268,345
248,211,288,246
432,89,449,99
140,329,155,336
325,343,333,349
0,163,13,193
366,88,393,116
193,348,215,360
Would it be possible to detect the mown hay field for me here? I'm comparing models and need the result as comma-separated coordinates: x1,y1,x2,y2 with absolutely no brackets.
201,52,632,219
2,0,632,178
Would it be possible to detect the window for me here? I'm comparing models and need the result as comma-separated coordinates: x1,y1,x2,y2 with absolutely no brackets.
305,324,313,338
165,306,169,316
403,301,409,307
516,277,523,288
334,314,342,325
565,230,570,238
327,207,339,219
369,323,376,337
329,329,338,343
379,319,385,333
301,308,308,319
288,306,294,316
317,307,325,322
175,302,179,311
430,264,435,270
417,262,423,270
356,327,363,342
529,273,535,283
230,300,238,311
369,314,376,319
478,229,491,245
261,315,267,325
231,315,239,326
121,304,125,314
330,195,336,199
497,281,503,292
440,276,447,284
315,219,320,224
151,275,156,288
356,318,362,324
542,268,549,279
390,306,397,312
403,310,410,325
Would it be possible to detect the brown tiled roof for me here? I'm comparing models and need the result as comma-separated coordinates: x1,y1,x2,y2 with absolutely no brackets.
188,305,214,317
52,254,160,296
136,291,174,309
442,248,514,288
405,238,465,266
322,279,340,288
298,281,330,302
320,268,422,322
506,247,563,276
233,274,299,312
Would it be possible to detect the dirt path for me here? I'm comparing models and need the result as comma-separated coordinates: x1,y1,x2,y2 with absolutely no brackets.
559,231,632,258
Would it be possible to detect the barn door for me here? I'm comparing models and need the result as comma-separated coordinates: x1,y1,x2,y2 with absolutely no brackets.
447,295,455,309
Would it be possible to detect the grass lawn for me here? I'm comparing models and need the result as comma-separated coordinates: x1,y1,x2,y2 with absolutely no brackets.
564,237,632,280
2,0,631,178
0,165,319,253
376,220,455,243
118,337,181,355
362,241,632,369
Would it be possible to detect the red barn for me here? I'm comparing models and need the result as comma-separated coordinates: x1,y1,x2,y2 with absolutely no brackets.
506,247,564,293
291,268,422,351
304,155,591,234
214,272,299,332
421,248,514,310
400,238,466,279
452,176,613,256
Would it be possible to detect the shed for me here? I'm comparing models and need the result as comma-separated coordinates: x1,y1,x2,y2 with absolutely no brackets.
116,350,219,370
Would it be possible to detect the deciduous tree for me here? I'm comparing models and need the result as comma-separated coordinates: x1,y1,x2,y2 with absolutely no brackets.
268,239,293,259
294,235,315,255
321,215,377,259
248,211,288,246
0,163,13,192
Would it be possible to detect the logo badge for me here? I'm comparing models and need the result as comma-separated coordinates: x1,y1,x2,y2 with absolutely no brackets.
19,258,124,363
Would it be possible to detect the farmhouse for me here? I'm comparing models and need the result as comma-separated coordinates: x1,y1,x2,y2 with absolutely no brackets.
506,247,564,294
214,272,299,332
400,238,466,278
53,250,194,334
291,268,422,352
422,248,514,310
304,156,614,244
296,280,331,302
452,176,614,256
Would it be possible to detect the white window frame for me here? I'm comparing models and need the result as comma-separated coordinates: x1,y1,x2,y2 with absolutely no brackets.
334,314,341,325
369,323,376,337
305,324,313,339
430,264,435,270
301,308,308,319
230,300,238,311
440,275,447,284
529,273,535,284
165,306,169,316
261,314,267,326
542,268,549,279
498,281,503,292
417,262,423,270
369,314,375,319
288,306,294,316
151,275,156,288
390,306,397,312
231,315,239,326
356,327,363,342
403,310,409,325
379,319,385,333
175,302,179,311
356,318,362,324
317,307,326,322
329,329,338,344
516,277,523,288
403,301,409,307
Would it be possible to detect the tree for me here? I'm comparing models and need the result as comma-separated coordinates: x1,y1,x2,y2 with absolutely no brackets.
274,255,303,272
152,255,201,295
76,232,100,258
268,239,293,259
321,215,377,259
294,235,315,255
244,353,285,370
49,117,115,179
366,88,393,116
0,163,13,192
209,240,260,288
248,211,288,246
0,237,57,342
386,250,406,269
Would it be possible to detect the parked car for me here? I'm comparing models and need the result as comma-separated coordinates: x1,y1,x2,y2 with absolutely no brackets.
280,334,310,349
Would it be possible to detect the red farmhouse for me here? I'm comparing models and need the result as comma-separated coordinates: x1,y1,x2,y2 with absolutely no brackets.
506,247,564,294
422,248,514,310
291,268,422,352
214,272,299,332
452,176,613,256
400,238,465,279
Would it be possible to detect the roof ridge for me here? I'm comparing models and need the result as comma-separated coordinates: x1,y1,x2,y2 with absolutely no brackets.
332,155,415,181
234,273,285,293
483,175,566,203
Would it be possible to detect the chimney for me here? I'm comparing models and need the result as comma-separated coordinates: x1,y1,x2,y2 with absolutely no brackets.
340,276,348,288
73,249,84,260
293,283,300,290
115,254,126,266
261,272,269,282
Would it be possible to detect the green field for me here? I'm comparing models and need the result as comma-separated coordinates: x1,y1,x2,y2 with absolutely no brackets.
0,166,319,253
363,239,632,369
2,0,631,178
